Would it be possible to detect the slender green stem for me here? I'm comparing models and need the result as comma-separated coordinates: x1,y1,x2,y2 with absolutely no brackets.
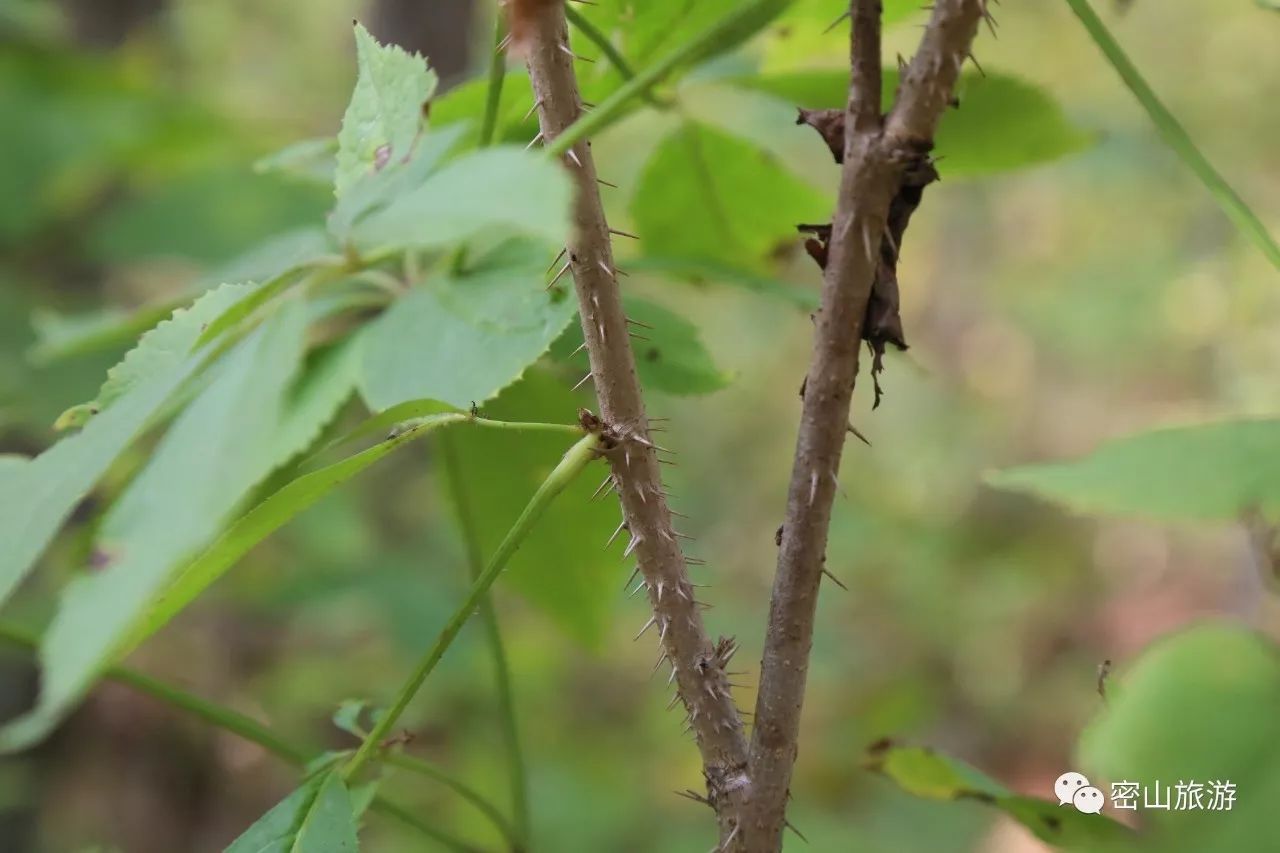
386,752,516,846
341,432,602,782
367,800,486,853
469,417,581,436
564,7,637,80
546,0,793,157
479,13,508,148
0,624,484,853
440,433,530,848
1065,0,1280,271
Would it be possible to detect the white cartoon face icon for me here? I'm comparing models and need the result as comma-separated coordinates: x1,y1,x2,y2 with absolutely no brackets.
1073,785,1105,814
1054,771,1090,806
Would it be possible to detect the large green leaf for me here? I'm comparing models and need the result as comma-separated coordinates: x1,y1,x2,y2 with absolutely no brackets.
733,69,1092,177
630,121,828,273
1,301,310,751
226,769,359,853
0,284,255,616
346,147,571,255
358,244,577,411
334,23,438,199
1078,623,1280,852
867,742,1130,849
556,297,732,395
986,419,1280,522
449,372,617,646
117,413,467,659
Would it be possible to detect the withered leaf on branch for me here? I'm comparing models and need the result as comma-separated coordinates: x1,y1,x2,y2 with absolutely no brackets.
796,108,845,163
796,150,938,408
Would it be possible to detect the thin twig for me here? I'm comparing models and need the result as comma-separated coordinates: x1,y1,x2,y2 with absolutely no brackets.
522,3,751,845
744,2,984,849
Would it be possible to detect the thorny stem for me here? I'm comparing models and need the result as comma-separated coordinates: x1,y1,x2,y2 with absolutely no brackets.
341,432,601,782
440,433,531,848
0,624,486,853
523,2,752,846
745,1,984,849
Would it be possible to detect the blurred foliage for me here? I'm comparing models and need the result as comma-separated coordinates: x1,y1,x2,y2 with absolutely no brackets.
0,0,1277,852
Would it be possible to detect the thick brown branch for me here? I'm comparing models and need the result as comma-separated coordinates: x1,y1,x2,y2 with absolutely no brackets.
743,1,984,849
849,0,882,133
521,2,751,843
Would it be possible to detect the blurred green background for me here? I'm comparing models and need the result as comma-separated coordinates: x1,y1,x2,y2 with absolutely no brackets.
1,0,1278,851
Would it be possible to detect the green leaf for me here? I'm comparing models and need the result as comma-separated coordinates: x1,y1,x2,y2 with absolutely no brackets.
1,301,310,752
347,147,571,255
334,23,438,199
116,413,466,658
733,69,1092,177
201,228,336,294
358,243,577,411
29,300,184,366
0,284,255,617
328,124,467,243
867,742,1130,848
227,770,359,853
630,121,828,273
270,337,362,462
986,419,1280,522
448,372,616,646
1078,624,1280,852
558,298,732,395
333,700,371,738
256,137,338,185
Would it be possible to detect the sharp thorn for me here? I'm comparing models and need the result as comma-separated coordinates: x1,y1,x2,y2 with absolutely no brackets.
591,473,614,500
545,247,567,274
610,228,639,240
847,423,872,446
822,568,849,591
607,519,627,546
525,131,544,150
522,98,543,122
597,178,618,188
822,10,850,33
565,148,582,168
546,259,572,290
572,371,594,391
634,615,657,641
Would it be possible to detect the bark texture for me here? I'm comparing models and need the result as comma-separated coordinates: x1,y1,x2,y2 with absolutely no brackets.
743,2,986,849
521,4,752,842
